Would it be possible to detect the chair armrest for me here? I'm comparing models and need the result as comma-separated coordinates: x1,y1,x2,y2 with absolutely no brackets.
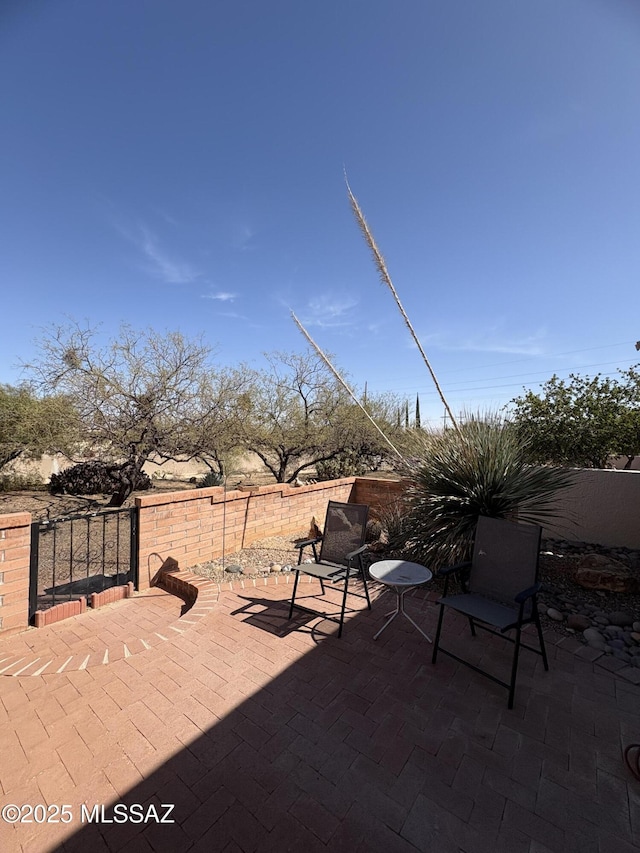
514,582,541,604
437,561,472,595
295,537,322,550
345,544,368,560
436,561,471,578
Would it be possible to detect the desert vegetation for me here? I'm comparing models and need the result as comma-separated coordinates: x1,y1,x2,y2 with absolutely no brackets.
1,321,411,504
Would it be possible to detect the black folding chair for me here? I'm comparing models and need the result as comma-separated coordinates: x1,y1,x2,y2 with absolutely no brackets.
431,515,548,708
288,501,371,637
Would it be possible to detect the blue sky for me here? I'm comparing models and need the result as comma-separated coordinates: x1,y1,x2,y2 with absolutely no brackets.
1,0,639,427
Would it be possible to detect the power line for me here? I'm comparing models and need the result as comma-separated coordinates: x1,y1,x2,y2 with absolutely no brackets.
429,340,636,376
373,358,637,397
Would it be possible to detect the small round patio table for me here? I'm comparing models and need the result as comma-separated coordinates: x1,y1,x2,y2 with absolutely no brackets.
369,560,433,642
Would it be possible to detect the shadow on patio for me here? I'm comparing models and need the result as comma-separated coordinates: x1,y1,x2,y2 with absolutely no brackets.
0,579,639,853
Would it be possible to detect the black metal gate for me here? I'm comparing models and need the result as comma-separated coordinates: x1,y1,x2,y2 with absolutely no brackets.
29,507,139,622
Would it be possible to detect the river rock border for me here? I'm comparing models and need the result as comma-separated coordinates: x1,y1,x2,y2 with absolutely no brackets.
539,538,640,673
541,592,640,665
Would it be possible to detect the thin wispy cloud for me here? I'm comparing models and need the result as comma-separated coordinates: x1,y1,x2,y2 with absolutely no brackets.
153,207,180,227
217,310,249,320
232,224,256,251
417,326,547,357
202,291,238,302
300,295,358,328
118,222,200,284
136,225,200,284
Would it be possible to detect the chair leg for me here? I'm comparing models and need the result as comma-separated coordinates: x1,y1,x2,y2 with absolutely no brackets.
508,623,523,709
467,616,476,637
338,573,350,639
288,570,300,620
361,566,372,610
533,600,549,671
432,603,446,664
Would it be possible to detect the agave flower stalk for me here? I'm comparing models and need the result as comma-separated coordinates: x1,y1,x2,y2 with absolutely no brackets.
291,311,405,463
345,177,461,435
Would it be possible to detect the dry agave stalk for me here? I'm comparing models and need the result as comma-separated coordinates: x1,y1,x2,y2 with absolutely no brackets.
345,176,460,435
291,311,405,463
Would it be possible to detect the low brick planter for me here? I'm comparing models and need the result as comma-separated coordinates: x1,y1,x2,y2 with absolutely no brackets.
34,598,87,627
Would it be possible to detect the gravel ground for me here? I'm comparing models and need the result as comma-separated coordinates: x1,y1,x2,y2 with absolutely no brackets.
192,532,311,583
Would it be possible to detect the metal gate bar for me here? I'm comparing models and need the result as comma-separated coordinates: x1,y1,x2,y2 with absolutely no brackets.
28,506,139,623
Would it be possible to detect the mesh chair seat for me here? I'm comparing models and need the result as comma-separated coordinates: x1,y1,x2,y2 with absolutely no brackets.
296,562,361,581
436,593,527,632
288,501,371,637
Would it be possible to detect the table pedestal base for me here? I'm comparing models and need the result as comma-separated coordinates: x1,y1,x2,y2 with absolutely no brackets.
373,587,432,642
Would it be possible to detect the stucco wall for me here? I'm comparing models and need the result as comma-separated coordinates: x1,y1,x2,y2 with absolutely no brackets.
540,468,640,549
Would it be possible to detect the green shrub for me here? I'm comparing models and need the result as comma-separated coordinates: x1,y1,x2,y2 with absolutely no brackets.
398,415,576,568
315,450,370,481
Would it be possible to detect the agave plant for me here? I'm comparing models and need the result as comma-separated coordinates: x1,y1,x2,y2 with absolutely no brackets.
398,415,576,568
197,470,224,488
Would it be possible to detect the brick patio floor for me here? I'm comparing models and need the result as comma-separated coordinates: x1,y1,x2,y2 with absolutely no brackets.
0,579,639,853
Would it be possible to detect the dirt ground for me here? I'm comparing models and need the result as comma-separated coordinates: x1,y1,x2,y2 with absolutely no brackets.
0,473,280,522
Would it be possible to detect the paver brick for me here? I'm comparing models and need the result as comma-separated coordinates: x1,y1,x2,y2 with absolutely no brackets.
0,576,638,852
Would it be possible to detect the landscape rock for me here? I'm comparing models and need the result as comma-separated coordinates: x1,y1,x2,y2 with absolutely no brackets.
583,627,605,645
574,554,638,593
566,614,590,631
270,564,282,573
547,608,564,622
608,611,634,627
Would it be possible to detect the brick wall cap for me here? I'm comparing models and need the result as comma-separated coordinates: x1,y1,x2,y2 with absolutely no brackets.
135,477,359,509
0,512,32,530
135,487,225,508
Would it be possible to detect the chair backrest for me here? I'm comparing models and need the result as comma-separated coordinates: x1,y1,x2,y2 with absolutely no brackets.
318,501,369,567
469,516,541,606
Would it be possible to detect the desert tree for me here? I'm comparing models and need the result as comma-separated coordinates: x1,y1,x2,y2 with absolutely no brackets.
316,392,405,479
26,322,242,505
176,366,248,480
238,350,377,483
0,383,78,474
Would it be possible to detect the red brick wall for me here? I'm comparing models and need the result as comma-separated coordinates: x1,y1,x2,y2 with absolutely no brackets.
352,477,409,517
135,478,358,589
0,478,408,631
0,512,31,636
